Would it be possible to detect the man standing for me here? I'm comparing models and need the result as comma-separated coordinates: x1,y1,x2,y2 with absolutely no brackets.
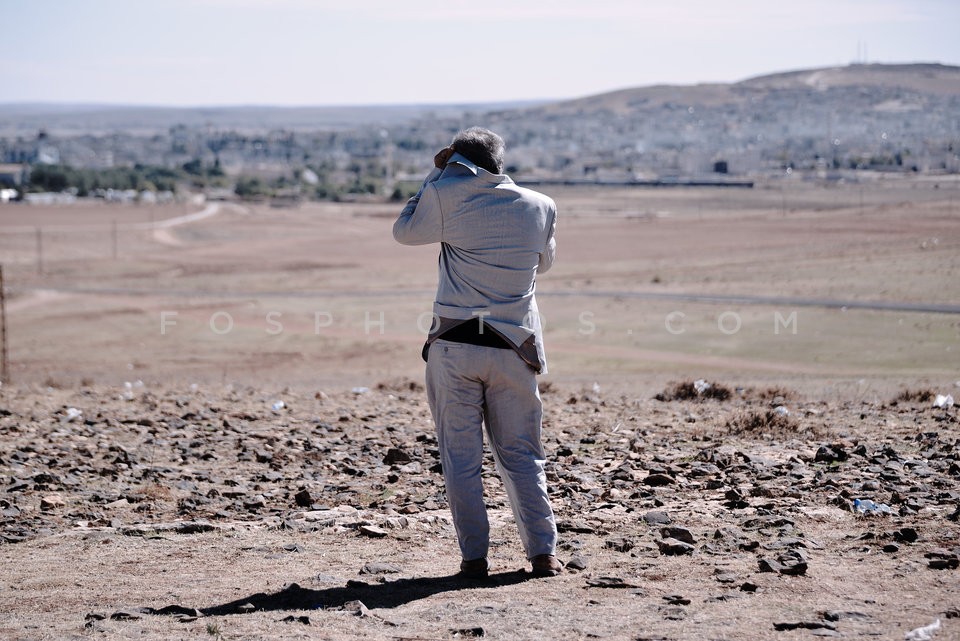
393,127,561,578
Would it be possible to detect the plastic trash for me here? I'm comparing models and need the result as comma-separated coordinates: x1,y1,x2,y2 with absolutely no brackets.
271,400,285,411
905,619,941,641
120,381,136,401
853,498,894,514
351,387,370,395
693,379,711,394
934,394,954,409
774,405,790,416
63,408,82,423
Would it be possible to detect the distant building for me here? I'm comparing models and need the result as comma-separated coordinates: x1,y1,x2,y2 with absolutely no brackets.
0,164,27,187
36,143,60,165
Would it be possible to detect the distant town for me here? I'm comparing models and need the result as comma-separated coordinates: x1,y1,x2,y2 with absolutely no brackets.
1,63,958,205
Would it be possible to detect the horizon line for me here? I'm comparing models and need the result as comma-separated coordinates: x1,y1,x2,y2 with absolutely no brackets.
1,60,954,112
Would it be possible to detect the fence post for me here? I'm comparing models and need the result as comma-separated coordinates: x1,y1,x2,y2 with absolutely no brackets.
35,227,43,275
0,265,8,384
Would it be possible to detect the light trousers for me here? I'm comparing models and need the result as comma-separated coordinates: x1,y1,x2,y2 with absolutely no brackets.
426,339,558,562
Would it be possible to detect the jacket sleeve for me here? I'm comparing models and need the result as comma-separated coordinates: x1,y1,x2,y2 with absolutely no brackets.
537,204,557,274
392,168,443,245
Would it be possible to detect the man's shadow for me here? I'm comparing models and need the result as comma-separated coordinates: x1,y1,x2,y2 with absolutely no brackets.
196,570,536,616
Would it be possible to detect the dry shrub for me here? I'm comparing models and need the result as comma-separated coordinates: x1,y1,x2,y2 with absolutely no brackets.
655,380,732,402
42,376,66,390
893,389,934,404
725,408,817,440
135,483,173,502
751,386,797,402
376,377,425,393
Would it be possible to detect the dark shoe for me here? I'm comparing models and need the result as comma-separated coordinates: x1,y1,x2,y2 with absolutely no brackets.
458,557,490,579
530,554,563,577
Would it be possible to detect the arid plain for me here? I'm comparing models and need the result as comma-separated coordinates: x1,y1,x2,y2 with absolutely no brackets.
0,179,958,640
1,177,958,395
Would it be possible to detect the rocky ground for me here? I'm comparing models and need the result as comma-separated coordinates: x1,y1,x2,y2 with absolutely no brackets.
0,379,958,640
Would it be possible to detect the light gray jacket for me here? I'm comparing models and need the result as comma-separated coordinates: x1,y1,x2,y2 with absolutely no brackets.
393,152,557,373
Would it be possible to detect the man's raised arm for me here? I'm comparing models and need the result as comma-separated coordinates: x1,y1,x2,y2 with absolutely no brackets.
392,147,455,246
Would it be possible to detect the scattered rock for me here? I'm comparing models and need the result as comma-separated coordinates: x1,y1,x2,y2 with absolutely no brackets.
586,576,638,589
822,610,871,622
384,448,412,465
660,606,686,621
662,594,691,606
40,495,65,511
773,620,837,632
360,562,401,575
657,538,695,556
893,527,919,543
358,525,388,538
294,489,314,507
925,549,959,570
643,473,675,486
660,526,695,545
814,444,847,463
281,615,311,625
109,610,144,621
714,570,738,584
604,537,634,553
343,600,370,617
643,510,671,525
759,550,808,575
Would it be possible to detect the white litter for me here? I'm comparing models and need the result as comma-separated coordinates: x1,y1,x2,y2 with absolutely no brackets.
693,379,711,394
63,408,82,423
905,619,941,641
934,394,954,409
271,400,285,411
774,405,790,416
351,387,370,395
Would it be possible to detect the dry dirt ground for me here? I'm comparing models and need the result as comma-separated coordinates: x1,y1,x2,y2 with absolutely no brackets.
0,382,957,641
0,177,959,640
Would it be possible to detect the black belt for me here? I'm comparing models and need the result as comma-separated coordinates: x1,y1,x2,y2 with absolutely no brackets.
438,321,511,349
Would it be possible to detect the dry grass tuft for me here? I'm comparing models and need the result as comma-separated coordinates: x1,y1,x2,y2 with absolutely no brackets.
893,389,934,404
655,380,732,402
750,386,798,402
375,377,425,393
135,483,174,502
725,408,817,440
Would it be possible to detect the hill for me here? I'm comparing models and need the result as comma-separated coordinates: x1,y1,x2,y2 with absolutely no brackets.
486,63,960,177
535,63,960,115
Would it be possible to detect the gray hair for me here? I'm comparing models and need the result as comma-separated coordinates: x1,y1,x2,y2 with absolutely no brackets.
451,127,505,174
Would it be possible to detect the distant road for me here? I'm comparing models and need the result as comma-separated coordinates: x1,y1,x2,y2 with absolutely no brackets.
0,201,226,233
10,286,960,315
517,179,755,189
541,290,960,315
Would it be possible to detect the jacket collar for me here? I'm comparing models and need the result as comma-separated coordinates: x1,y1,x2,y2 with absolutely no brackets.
447,152,512,184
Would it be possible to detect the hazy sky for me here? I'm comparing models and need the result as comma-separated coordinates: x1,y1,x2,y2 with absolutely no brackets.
3,0,959,106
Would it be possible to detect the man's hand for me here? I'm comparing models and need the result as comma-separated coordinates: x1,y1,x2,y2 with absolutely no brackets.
434,146,456,169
